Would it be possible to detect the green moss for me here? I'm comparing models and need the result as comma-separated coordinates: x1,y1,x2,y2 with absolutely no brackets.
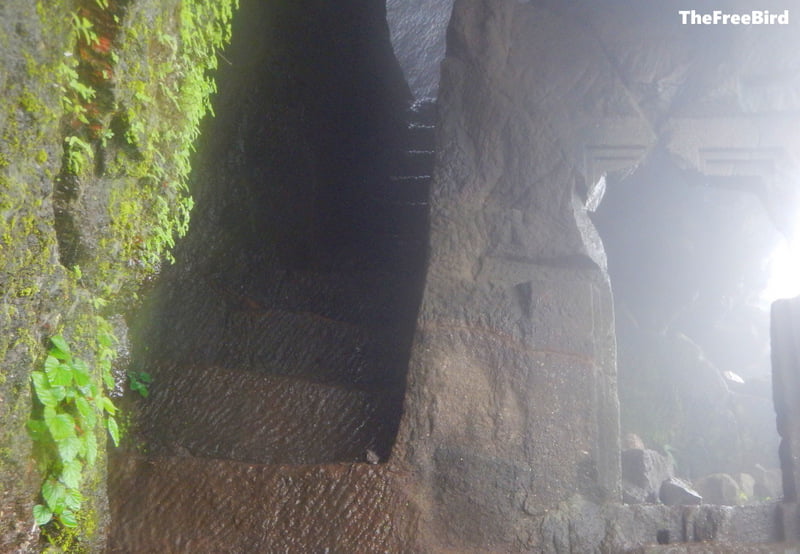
41,505,99,553
1,0,239,550
15,285,38,297
100,0,237,276
19,90,44,114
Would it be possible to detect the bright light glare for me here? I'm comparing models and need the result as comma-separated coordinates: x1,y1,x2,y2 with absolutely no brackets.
762,232,800,303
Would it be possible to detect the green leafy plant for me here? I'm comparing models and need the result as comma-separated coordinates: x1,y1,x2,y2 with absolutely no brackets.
70,13,98,46
27,335,119,528
63,135,94,175
128,371,152,398
56,59,96,130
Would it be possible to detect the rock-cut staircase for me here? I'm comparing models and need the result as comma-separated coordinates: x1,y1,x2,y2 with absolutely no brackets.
107,102,436,551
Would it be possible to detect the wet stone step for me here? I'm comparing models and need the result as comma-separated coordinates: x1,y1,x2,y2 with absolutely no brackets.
211,309,408,386
371,197,429,208
385,176,433,204
230,267,417,331
406,97,436,122
388,174,432,184
139,278,404,385
365,202,428,231
371,175,430,202
108,456,418,553
391,149,435,176
147,267,421,387
405,122,436,151
138,364,401,464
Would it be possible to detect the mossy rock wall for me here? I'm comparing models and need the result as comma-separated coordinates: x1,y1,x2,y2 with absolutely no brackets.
0,0,236,551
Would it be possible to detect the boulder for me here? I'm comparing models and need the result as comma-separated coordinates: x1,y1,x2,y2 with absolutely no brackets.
622,448,674,504
660,478,702,506
694,473,742,505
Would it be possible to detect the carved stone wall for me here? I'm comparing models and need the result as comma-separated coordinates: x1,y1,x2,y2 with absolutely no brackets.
394,1,629,550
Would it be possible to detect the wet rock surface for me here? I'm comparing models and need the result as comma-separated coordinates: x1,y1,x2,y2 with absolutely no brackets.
394,3,626,549
140,364,396,464
108,456,419,552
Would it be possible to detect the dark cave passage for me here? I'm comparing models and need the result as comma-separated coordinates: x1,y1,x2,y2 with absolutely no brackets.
120,0,430,465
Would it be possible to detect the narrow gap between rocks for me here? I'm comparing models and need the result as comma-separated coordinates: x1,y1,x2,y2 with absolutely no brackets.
116,0,430,467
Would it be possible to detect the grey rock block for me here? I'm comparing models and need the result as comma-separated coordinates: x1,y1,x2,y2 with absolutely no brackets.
623,448,675,504
660,478,703,506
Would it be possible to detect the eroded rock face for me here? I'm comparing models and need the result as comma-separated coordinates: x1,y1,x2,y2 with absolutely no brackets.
126,0,419,463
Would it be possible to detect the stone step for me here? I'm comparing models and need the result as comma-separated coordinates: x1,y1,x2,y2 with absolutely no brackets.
138,364,402,464
146,270,419,387
230,267,417,324
630,544,799,553
366,201,428,235
107,455,418,552
227,267,342,308
405,121,436,151
220,309,402,385
373,197,429,208
390,148,435,176
406,97,436,122
388,173,432,184
373,174,430,203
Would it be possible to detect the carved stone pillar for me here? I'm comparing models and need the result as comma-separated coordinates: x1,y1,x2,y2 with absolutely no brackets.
771,297,800,541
